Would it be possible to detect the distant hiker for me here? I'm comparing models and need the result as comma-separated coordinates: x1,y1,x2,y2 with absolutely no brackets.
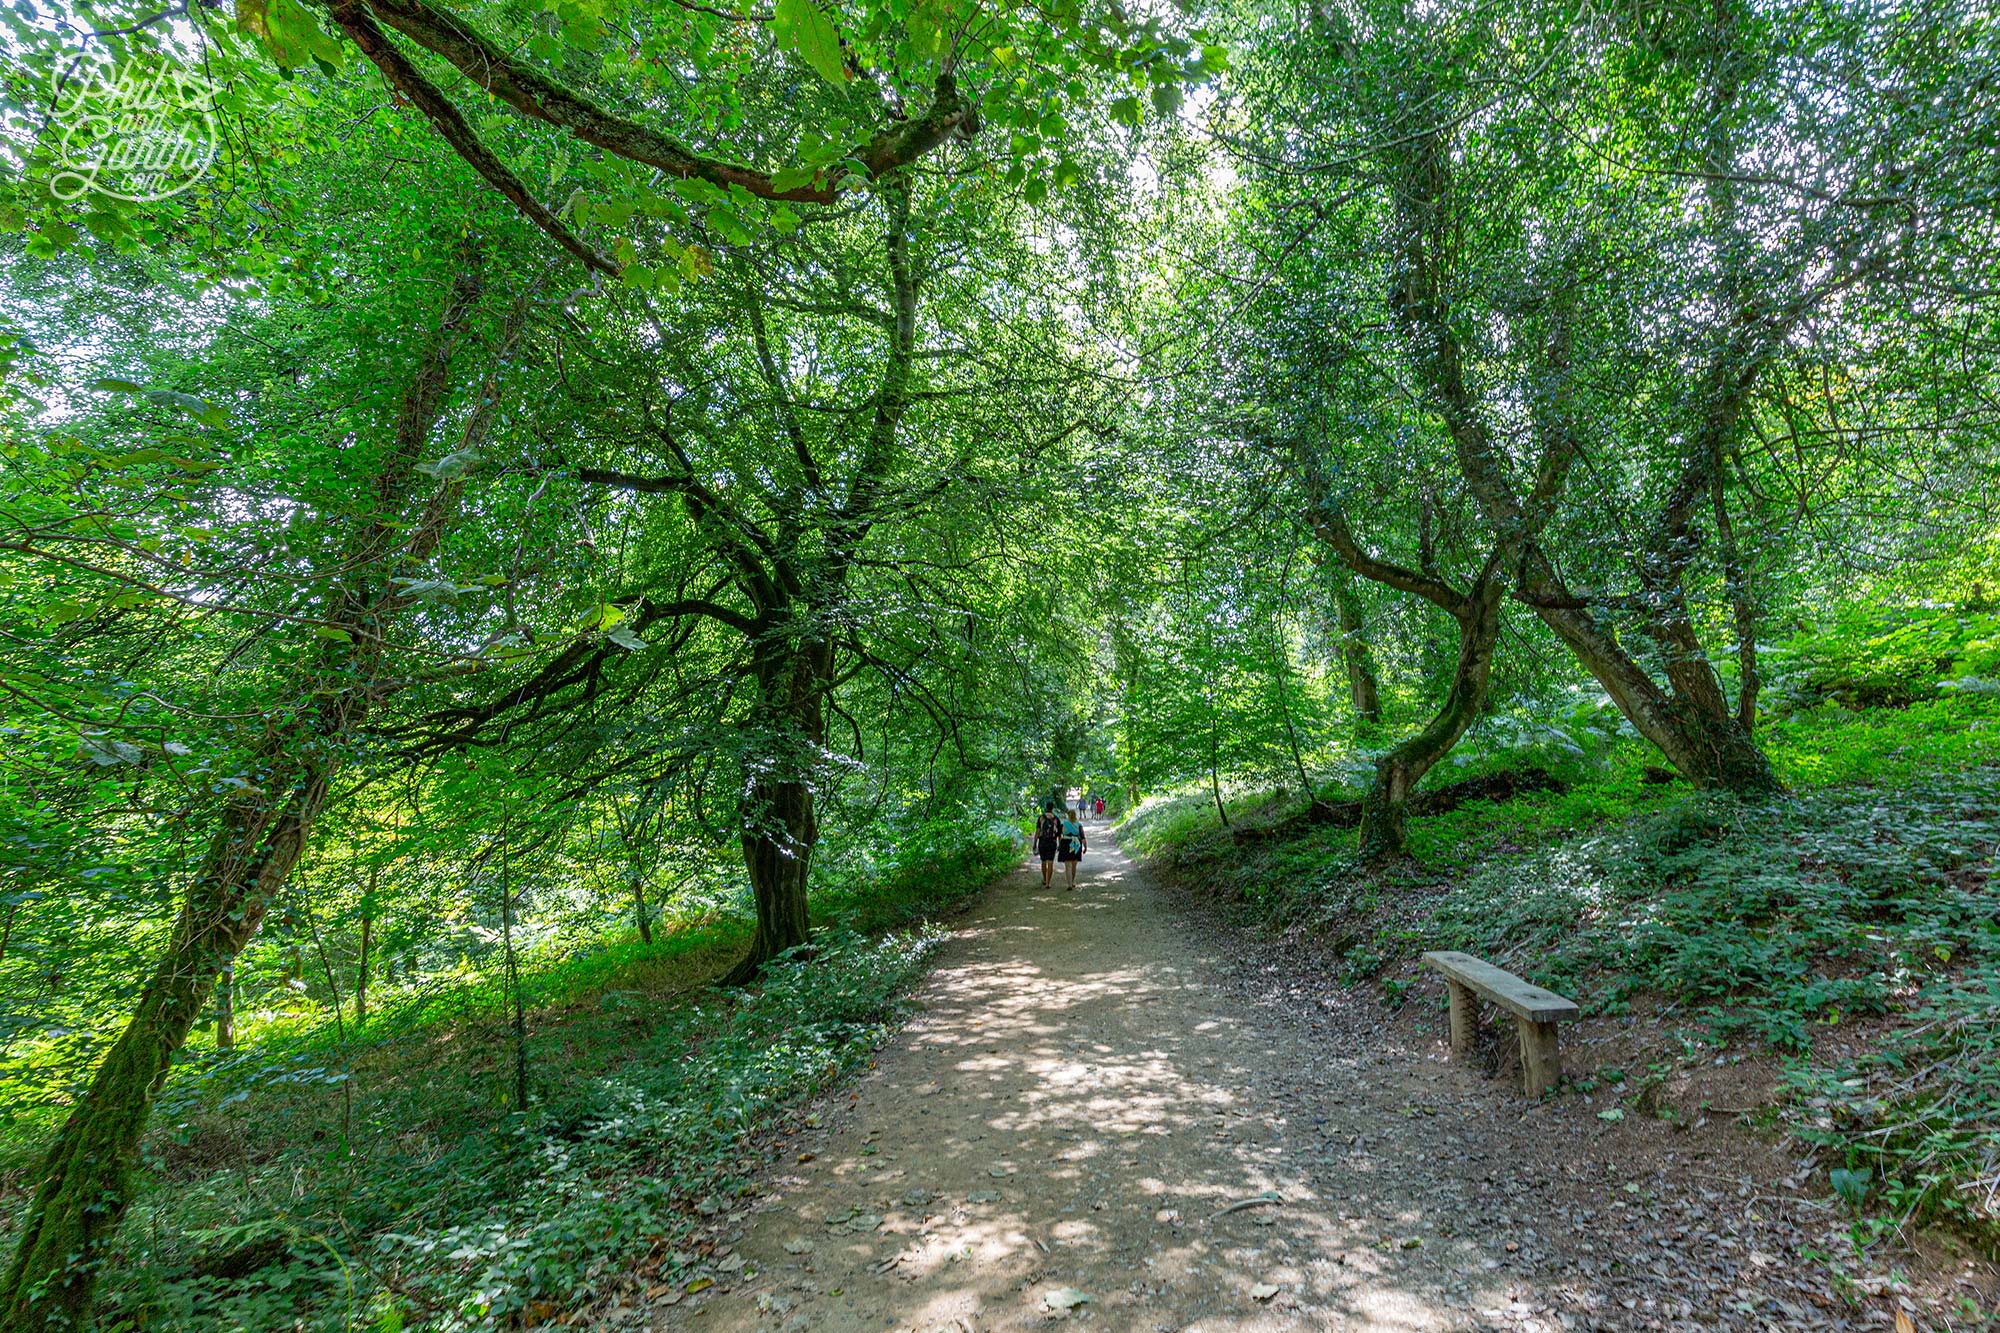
1058,807,1088,889
1034,801,1062,888
1094,796,1104,816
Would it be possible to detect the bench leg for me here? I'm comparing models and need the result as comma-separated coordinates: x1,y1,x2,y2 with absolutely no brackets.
1518,1018,1561,1097
1445,979,1477,1057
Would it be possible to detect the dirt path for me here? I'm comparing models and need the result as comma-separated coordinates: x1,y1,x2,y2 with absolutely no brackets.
650,822,1955,1332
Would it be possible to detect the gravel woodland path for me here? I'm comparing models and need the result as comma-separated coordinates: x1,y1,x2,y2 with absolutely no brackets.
649,821,1991,1333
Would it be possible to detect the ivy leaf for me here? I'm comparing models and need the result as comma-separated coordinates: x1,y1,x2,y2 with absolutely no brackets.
772,0,848,86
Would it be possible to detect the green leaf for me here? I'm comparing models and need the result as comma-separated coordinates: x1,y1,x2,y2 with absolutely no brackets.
92,378,145,394
247,0,327,68
772,0,847,86
316,626,353,642
143,390,230,428
771,164,821,194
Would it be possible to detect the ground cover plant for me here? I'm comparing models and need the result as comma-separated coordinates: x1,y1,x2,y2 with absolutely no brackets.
2,828,1015,1332
1120,652,2000,1246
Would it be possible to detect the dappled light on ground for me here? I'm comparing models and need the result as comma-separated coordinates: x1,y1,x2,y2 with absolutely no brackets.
657,823,1523,1331
647,818,1925,1332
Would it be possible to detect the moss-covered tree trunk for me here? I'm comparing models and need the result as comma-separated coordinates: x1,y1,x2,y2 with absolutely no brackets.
0,753,333,1327
1358,577,1503,860
0,255,498,1332
724,641,828,985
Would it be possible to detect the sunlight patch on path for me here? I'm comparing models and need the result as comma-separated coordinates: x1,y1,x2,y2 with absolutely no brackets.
655,823,1508,1331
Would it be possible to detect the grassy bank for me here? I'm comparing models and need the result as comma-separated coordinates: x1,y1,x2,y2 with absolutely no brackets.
0,826,1019,1332
1121,678,2000,1246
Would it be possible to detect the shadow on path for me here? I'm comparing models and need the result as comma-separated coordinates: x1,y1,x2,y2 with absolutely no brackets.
652,821,1867,1333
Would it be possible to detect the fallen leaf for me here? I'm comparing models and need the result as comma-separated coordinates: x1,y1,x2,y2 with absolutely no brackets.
1042,1287,1091,1312
783,1237,814,1254
1251,1282,1281,1301
684,1277,712,1294
968,1190,1001,1203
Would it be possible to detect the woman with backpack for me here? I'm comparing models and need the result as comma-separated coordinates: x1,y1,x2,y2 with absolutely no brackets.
1057,807,1088,889
1034,801,1062,888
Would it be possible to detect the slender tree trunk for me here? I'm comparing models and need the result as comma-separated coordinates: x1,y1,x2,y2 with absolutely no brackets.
500,812,528,1113
1268,633,1317,805
1359,579,1503,861
1206,692,1230,829
214,962,234,1053
1333,577,1382,726
629,857,653,946
1711,456,1759,733
0,253,503,1333
355,871,373,1027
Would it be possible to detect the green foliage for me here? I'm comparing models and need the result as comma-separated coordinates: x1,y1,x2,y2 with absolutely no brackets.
22,828,1005,1332
1128,700,2000,1236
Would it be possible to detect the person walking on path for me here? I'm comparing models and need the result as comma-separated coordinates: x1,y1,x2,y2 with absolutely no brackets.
1034,801,1062,888
1057,806,1088,890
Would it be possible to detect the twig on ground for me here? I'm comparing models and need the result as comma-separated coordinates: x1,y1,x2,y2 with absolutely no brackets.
1209,1191,1284,1219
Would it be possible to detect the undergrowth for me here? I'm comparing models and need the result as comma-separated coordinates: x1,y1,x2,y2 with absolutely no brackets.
1,826,1018,1332
1120,624,2000,1243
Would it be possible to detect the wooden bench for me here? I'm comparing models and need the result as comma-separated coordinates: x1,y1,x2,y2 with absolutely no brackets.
1420,951,1580,1097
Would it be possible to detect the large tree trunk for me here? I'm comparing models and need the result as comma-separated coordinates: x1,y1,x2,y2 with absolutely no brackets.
1380,116,1778,794
1520,571,1776,791
0,255,502,1332
0,761,330,1328
723,642,828,985
1359,578,1503,860
729,775,818,982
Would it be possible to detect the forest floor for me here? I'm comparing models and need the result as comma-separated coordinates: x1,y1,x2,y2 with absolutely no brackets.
632,819,1997,1333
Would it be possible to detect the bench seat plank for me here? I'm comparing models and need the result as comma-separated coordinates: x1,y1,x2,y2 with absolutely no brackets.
1421,951,1579,1023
